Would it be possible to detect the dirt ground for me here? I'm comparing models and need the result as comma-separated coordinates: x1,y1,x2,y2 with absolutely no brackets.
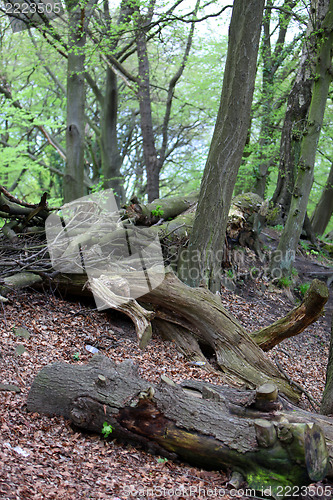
0,232,333,500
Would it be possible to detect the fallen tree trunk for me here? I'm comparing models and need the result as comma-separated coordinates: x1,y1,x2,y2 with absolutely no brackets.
4,268,327,402
27,355,331,497
124,192,199,225
56,271,328,398
53,270,300,401
124,192,268,267
37,270,326,402
0,190,269,282
250,279,329,350
0,271,43,297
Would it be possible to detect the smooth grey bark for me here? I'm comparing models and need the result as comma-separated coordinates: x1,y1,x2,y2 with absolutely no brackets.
311,161,333,235
64,0,86,203
271,0,330,215
179,0,265,291
270,0,333,275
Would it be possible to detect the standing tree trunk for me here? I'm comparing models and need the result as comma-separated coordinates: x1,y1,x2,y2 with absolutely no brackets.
101,67,125,203
179,0,265,291
271,0,331,216
254,0,296,198
271,47,314,215
99,0,135,203
253,0,276,199
136,15,160,203
64,0,86,203
270,0,333,276
311,160,333,235
135,2,199,203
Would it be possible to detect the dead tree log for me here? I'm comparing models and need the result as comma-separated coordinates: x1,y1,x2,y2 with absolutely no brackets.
3,266,326,403
45,271,328,402
0,271,43,297
124,192,268,266
51,270,300,401
27,355,331,497
250,279,329,350
124,192,199,225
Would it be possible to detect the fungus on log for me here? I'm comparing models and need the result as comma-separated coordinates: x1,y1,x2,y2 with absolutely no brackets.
27,355,330,498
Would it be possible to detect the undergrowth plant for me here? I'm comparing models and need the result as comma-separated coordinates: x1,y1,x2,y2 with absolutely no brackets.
278,276,292,288
297,282,311,297
102,422,114,438
151,205,164,218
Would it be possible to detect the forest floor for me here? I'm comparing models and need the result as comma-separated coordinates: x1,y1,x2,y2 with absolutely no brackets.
0,229,333,500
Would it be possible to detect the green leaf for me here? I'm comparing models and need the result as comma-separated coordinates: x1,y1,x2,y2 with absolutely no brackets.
101,421,114,437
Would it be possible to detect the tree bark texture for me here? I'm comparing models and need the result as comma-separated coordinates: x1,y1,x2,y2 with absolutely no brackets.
250,279,328,351
64,0,87,203
271,0,330,215
271,0,333,275
27,356,331,496
311,160,333,236
101,67,125,203
180,0,265,292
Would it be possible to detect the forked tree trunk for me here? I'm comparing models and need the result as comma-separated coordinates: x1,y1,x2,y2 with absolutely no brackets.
65,272,296,400
27,355,332,497
3,263,327,404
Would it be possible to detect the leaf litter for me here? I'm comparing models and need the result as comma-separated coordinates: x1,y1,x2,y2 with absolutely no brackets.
0,280,332,500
